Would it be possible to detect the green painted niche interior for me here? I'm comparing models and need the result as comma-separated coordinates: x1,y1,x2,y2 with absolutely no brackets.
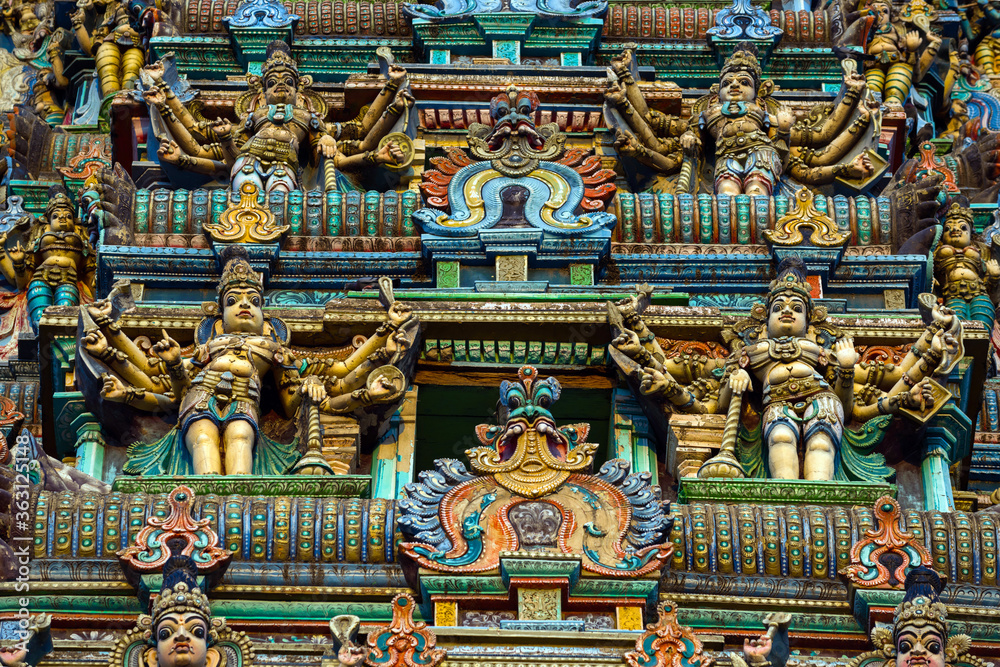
413,384,613,476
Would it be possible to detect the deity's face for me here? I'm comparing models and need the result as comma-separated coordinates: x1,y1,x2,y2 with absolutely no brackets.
0,644,28,667
154,613,209,667
48,206,75,232
719,70,757,103
221,287,264,334
767,295,809,337
896,625,946,667
263,68,297,105
871,1,891,26
943,217,972,248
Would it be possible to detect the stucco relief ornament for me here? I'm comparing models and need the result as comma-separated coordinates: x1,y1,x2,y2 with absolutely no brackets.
222,0,300,29
840,496,932,588
399,366,674,577
706,0,782,41
467,365,597,498
203,181,290,244
625,600,713,667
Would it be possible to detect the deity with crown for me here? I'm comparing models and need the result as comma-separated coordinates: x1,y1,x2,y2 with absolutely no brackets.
933,202,1000,330
674,44,879,195
79,247,416,476
0,187,95,331
141,40,409,193
610,259,964,481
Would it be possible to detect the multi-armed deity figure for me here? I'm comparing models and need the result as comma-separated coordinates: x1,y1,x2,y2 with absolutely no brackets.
933,202,999,330
0,188,95,330
608,45,879,195
848,566,991,667
1,0,71,121
71,0,144,96
80,247,416,476
862,0,943,106
610,259,963,480
142,40,409,193
110,555,253,667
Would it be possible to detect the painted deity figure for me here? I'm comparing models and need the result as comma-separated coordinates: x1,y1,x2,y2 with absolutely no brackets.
71,0,143,96
863,0,942,106
848,566,991,667
682,45,876,195
0,189,95,329
81,248,415,475
110,555,252,667
610,260,963,481
144,41,408,193
1,0,70,121
933,203,999,329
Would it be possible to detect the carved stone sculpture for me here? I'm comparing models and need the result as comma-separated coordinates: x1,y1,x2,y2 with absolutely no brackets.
933,202,999,330
71,0,145,97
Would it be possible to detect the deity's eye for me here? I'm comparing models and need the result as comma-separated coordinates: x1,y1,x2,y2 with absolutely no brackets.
793,304,803,313
537,395,550,407
508,396,521,409
193,625,206,639
771,303,782,313
251,296,260,307
927,641,941,654
227,296,236,306
158,628,171,641
899,641,914,654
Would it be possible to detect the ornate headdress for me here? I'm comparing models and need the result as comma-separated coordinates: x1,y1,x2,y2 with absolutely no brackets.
943,202,974,227
767,257,812,309
261,40,299,81
720,43,762,87
45,186,74,218
894,566,948,640
217,246,264,300
149,556,213,635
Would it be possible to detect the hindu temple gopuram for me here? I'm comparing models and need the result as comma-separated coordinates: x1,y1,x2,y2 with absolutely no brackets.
4,0,1000,662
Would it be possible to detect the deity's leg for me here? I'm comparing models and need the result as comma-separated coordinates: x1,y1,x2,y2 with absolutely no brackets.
968,294,996,330
865,68,886,97
976,37,998,76
945,295,973,322
764,409,800,479
54,283,80,307
185,419,223,475
224,420,255,475
121,47,145,91
95,42,123,95
715,177,744,196
884,63,914,106
743,178,772,197
25,280,54,330
802,394,843,481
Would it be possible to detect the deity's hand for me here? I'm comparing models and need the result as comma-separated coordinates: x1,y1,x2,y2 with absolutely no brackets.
100,373,128,402
157,138,183,164
299,375,327,404
386,329,410,356
387,63,407,86
318,134,338,159
209,119,232,139
639,368,675,397
614,129,643,158
387,301,413,327
375,140,404,166
901,377,935,412
744,635,773,662
844,70,867,92
70,7,88,26
6,241,25,265
604,82,627,107
775,108,794,133
142,59,165,83
390,89,415,113
368,373,399,401
141,85,165,106
833,336,860,368
610,50,635,82
930,303,955,331
337,645,366,667
905,30,922,51
152,329,182,365
87,299,114,323
612,329,643,358
987,259,1000,277
82,328,109,358
843,153,875,179
680,130,699,155
729,368,751,395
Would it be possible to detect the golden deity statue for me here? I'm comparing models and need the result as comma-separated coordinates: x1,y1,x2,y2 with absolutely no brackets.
1,0,71,121
0,189,95,330
932,202,999,329
685,45,877,195
80,248,416,476
142,40,410,193
71,0,144,96
862,0,942,107
610,259,963,481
